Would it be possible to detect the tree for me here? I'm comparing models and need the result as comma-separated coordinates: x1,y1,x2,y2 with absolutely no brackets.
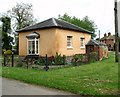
0,25,2,55
8,3,35,30
0,16,13,50
7,3,36,54
59,13,97,38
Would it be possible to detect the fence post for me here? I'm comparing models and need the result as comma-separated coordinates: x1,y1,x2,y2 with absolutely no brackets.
26,56,28,69
44,54,49,71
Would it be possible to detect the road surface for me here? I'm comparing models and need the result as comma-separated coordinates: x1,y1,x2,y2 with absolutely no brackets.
2,77,74,95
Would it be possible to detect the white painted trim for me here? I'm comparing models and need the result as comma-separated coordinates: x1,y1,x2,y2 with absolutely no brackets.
35,38,36,54
27,39,28,55
38,38,40,55
27,38,39,55
67,46,73,49
80,37,85,48
52,18,58,26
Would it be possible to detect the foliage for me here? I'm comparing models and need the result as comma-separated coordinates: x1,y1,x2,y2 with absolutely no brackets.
72,54,86,65
2,32,13,50
7,3,36,54
96,38,100,41
0,16,13,50
35,53,66,66
72,52,99,65
16,61,24,67
2,52,118,95
59,13,97,38
35,57,45,66
88,52,99,63
1,16,11,33
53,52,66,65
8,3,35,30
3,49,12,55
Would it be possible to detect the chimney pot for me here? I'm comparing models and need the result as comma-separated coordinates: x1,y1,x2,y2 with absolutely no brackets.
108,32,111,36
104,33,106,37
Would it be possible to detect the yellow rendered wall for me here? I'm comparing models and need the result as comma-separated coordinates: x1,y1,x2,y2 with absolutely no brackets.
19,28,57,57
19,32,28,56
39,28,56,56
19,28,91,57
55,28,91,56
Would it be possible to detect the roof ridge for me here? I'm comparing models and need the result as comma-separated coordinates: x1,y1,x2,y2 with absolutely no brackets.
52,18,58,26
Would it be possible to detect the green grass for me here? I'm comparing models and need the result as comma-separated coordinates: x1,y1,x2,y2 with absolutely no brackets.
2,52,118,96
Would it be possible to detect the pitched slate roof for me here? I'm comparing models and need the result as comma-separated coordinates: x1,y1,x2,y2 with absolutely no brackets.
86,39,107,46
16,18,92,34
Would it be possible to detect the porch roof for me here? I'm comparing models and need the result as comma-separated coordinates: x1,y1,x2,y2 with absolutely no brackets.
86,39,107,46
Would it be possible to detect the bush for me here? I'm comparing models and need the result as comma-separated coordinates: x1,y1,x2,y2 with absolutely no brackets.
33,53,66,66
54,52,66,65
35,57,45,66
88,52,99,63
72,54,85,65
3,50,12,55
16,61,24,67
47,53,66,65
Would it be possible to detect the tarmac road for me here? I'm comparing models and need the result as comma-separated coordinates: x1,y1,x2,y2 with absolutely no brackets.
2,77,74,95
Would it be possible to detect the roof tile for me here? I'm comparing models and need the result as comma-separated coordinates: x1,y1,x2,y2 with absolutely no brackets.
16,18,92,34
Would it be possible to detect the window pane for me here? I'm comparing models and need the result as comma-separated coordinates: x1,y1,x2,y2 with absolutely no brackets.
80,38,85,47
32,41,35,54
67,36,72,47
28,39,39,55
28,41,32,54
36,40,38,54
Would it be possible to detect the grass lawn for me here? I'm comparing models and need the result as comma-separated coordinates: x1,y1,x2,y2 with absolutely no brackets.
1,52,118,96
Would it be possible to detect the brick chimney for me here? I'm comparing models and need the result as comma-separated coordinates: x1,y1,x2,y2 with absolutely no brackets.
104,33,106,37
108,32,111,36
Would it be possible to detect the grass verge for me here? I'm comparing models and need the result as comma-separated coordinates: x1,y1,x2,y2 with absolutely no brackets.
2,52,118,96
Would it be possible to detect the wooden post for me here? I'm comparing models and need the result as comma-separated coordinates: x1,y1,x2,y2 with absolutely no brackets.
114,0,119,62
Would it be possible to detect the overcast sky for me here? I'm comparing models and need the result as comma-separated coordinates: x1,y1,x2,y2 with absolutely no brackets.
0,0,120,38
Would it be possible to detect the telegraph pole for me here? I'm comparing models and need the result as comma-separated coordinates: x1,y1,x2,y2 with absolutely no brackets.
99,30,100,41
114,0,119,62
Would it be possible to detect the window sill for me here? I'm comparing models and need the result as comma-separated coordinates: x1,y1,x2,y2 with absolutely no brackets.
67,47,73,50
28,54,39,55
80,47,85,49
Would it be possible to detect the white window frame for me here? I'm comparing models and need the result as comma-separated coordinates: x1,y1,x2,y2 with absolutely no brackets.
27,38,39,55
67,36,73,48
80,37,85,48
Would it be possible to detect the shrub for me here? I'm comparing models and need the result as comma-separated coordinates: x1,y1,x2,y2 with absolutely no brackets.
48,56,55,65
34,53,66,66
16,61,24,67
4,50,12,55
54,52,66,65
35,57,45,66
88,52,99,63
47,53,66,65
72,54,85,65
